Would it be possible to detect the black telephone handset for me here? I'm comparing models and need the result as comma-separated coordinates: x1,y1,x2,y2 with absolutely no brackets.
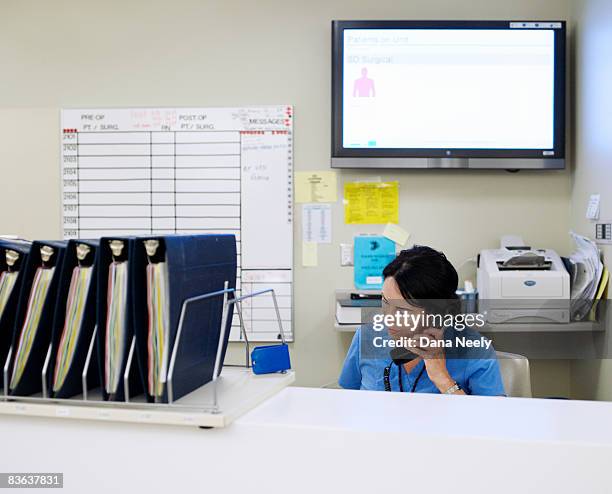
390,346,417,365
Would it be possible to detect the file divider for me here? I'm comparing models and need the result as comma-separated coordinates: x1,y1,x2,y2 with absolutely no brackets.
233,298,250,368
123,337,136,403
212,282,231,409
226,287,288,363
2,347,11,396
165,281,231,406
81,326,97,401
0,283,289,423
41,343,52,398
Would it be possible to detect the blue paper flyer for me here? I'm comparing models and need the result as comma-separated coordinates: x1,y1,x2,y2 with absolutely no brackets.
354,236,396,290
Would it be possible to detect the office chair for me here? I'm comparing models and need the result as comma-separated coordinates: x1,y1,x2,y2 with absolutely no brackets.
496,351,532,398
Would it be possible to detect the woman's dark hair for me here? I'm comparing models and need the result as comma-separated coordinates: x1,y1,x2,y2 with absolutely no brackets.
382,246,459,304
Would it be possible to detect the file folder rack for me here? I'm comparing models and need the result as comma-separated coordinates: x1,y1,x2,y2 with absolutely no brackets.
0,283,294,428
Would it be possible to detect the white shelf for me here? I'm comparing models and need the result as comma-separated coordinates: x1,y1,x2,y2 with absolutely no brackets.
481,321,603,333
335,322,602,333
334,322,360,332
0,367,294,428
332,288,605,334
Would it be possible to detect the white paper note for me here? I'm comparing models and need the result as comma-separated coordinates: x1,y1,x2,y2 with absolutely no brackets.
302,242,318,267
383,223,411,246
302,204,332,244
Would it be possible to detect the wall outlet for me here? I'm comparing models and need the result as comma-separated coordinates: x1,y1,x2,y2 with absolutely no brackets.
586,194,601,220
595,222,612,244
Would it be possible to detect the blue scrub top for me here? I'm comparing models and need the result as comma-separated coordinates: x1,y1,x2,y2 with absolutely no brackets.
339,327,506,396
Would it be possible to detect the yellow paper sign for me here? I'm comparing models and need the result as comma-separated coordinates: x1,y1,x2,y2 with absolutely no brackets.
383,223,410,246
295,171,338,203
302,242,318,267
344,181,399,224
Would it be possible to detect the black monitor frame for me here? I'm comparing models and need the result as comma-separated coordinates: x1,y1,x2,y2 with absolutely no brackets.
331,20,567,169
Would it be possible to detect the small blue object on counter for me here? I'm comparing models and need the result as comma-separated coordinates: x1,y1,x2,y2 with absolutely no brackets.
251,344,291,375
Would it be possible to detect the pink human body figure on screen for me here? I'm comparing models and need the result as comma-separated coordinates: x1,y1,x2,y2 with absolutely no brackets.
353,68,375,97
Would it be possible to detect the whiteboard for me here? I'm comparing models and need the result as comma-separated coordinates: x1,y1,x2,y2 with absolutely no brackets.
61,106,293,342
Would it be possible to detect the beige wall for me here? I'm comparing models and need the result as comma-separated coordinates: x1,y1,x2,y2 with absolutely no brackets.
0,0,572,392
569,0,612,400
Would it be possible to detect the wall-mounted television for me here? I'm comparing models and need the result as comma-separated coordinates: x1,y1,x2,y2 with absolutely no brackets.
331,20,566,169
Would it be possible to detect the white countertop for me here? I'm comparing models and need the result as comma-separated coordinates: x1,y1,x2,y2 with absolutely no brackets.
1,386,611,493
239,386,612,447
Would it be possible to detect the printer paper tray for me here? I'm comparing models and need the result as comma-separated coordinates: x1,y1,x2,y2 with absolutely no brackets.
486,308,570,324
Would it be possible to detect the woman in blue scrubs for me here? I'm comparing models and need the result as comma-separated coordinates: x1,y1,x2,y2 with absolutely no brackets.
339,246,505,396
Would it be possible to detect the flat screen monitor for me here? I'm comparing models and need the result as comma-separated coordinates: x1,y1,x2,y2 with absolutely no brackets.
331,20,566,169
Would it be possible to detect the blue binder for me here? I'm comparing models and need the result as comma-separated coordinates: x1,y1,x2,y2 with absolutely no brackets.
8,240,67,396
48,239,100,399
131,234,237,403
0,239,31,388
96,237,143,402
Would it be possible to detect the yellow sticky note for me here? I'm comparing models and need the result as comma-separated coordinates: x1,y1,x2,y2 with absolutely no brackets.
295,171,338,203
302,242,318,267
344,181,399,224
383,223,410,246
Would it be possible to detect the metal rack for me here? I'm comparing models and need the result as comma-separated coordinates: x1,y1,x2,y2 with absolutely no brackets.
0,283,294,427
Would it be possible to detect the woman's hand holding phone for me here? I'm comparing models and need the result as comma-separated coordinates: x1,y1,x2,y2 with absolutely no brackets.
408,327,456,393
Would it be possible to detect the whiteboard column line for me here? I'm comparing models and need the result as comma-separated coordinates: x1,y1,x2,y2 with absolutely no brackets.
77,130,80,236
149,131,153,234
173,131,177,233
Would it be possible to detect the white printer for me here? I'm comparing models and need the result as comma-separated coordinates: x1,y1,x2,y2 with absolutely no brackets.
477,236,570,323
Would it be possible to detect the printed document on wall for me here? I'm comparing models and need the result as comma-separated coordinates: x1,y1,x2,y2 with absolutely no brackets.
302,204,332,243
344,181,399,224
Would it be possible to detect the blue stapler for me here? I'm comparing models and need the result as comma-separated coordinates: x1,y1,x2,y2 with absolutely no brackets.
251,343,291,375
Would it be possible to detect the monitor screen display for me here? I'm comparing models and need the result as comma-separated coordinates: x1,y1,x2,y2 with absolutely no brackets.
332,21,566,168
